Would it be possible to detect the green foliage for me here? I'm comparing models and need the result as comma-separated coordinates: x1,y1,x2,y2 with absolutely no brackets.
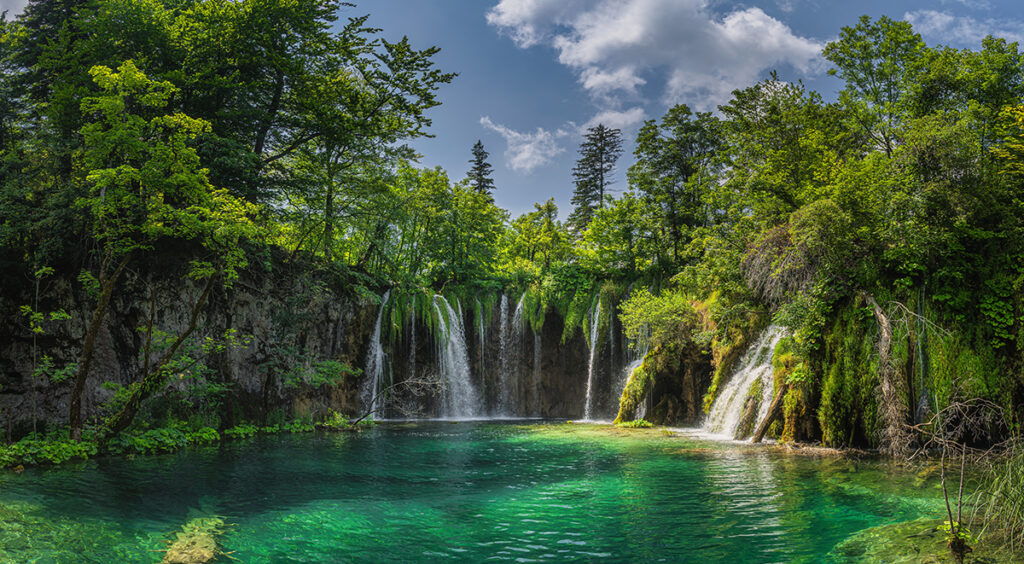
223,424,260,440
619,288,697,349
939,520,977,557
817,306,880,447
282,359,359,389
322,410,352,430
104,424,220,456
0,434,98,466
615,419,653,428
34,355,77,384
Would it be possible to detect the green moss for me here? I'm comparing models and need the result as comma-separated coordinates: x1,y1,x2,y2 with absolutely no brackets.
615,419,653,428
614,359,653,424
781,387,805,443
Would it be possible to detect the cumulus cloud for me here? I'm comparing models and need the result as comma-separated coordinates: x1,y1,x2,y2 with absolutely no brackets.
1,0,28,16
487,0,824,111
905,10,1024,45
480,116,569,173
582,107,647,131
939,0,991,10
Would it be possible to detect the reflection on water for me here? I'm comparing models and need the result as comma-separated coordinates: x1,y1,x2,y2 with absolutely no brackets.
0,422,944,563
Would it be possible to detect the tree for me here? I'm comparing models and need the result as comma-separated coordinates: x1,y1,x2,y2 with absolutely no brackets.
628,105,722,267
68,61,256,439
568,124,622,235
275,17,455,263
578,192,656,278
502,198,571,269
822,15,925,157
467,140,495,198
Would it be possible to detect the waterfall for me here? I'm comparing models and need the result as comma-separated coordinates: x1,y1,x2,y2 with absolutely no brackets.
582,300,602,421
362,290,391,418
433,295,480,418
608,304,616,387
475,297,485,379
497,294,511,415
703,326,785,439
532,332,542,416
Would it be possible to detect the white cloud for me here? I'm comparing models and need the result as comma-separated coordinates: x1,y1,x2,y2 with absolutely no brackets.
1,0,28,17
480,116,569,173
487,0,823,111
939,0,991,10
583,107,647,131
905,9,1024,45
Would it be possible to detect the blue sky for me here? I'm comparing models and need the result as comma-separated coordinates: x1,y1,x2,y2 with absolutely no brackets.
360,0,1024,218
4,0,1024,217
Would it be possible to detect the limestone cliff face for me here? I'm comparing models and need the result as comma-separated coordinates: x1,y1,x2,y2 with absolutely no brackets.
1,264,674,436
0,255,377,438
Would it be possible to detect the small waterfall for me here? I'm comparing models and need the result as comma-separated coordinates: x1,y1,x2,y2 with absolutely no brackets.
703,326,785,439
433,295,480,418
614,327,650,422
497,294,511,415
532,332,542,416
362,290,391,418
582,300,602,421
509,295,526,414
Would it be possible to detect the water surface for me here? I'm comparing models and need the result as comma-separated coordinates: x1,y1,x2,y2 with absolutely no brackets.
0,422,944,562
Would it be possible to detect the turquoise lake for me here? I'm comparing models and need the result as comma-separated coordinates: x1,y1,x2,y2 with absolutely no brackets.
0,422,946,562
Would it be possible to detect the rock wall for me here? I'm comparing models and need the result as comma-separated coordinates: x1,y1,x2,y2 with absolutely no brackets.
0,253,377,439
1,263,667,437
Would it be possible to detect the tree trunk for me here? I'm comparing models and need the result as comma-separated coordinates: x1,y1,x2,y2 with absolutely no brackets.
69,254,131,441
100,275,217,440
752,386,787,443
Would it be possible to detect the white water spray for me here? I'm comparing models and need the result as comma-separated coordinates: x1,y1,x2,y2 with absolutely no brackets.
582,300,602,421
363,290,391,418
433,295,480,418
702,326,785,439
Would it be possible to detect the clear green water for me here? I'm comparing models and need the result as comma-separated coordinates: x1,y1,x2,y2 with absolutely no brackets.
0,422,945,563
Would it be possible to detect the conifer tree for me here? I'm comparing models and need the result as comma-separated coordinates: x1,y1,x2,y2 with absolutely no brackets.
568,124,622,235
467,140,496,198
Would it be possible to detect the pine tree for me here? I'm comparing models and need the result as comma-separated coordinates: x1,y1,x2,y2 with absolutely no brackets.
568,124,623,235
467,140,496,198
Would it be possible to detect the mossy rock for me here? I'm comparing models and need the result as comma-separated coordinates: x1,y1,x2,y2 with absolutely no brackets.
161,516,227,564
827,518,1021,563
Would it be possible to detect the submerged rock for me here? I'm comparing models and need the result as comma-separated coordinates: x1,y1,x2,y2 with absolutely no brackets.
828,518,1020,563
161,516,227,564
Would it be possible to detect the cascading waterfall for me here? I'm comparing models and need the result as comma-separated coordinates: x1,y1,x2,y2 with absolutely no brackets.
433,295,480,418
582,300,602,421
509,295,526,414
497,295,511,415
362,290,391,418
703,326,785,439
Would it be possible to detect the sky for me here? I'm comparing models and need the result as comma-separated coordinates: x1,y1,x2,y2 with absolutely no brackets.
5,0,1024,217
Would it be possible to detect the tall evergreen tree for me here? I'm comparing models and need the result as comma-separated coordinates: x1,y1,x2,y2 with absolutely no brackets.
568,124,622,235
467,140,496,198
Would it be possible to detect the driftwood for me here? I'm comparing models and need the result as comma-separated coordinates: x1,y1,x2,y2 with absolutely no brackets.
751,386,787,443
862,293,915,458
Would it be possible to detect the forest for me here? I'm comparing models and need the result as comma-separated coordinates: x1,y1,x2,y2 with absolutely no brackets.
0,0,1022,561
